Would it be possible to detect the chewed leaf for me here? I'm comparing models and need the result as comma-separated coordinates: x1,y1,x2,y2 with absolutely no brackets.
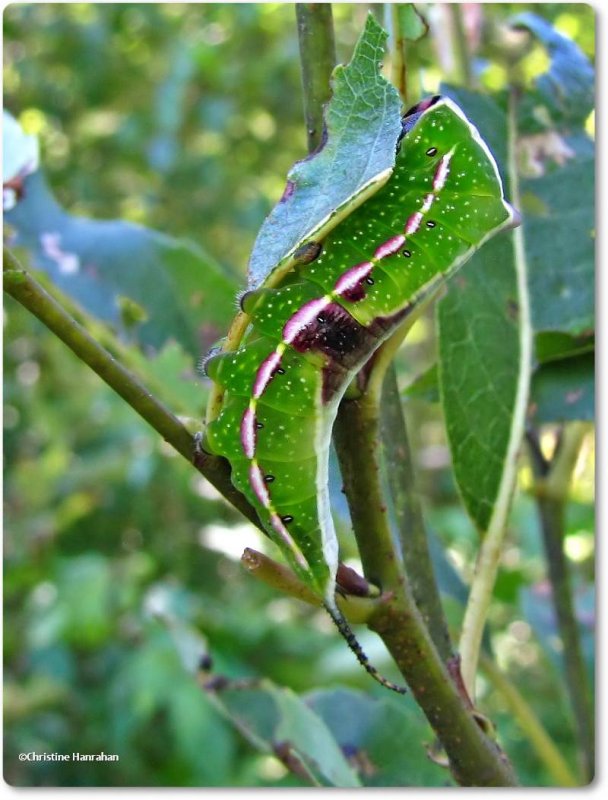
247,13,402,290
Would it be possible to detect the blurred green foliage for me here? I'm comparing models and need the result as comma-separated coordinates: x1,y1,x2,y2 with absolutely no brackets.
4,2,594,787
4,2,376,272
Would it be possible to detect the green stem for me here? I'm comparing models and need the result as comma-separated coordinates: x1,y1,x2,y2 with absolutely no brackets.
528,423,594,782
536,496,594,781
390,3,408,105
334,394,403,592
295,3,336,152
389,2,424,105
3,247,262,531
458,89,533,698
447,3,474,89
480,654,579,787
381,365,452,661
334,393,516,786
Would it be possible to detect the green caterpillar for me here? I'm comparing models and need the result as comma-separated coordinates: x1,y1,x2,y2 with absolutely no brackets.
204,97,517,691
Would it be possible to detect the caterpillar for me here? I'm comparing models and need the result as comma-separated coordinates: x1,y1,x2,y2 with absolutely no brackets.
203,97,517,691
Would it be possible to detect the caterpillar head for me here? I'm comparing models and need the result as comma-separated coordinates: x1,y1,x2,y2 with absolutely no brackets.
399,94,442,143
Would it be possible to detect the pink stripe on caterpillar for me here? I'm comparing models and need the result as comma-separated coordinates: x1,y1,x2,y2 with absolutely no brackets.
270,513,310,570
374,234,406,260
282,296,331,344
249,462,270,507
433,151,453,191
421,193,435,213
334,261,373,296
240,406,257,458
253,350,283,398
405,212,423,235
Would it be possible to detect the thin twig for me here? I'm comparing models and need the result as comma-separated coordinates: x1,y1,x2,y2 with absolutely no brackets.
390,3,408,104
447,3,474,89
528,422,594,782
525,427,550,477
295,4,336,153
3,247,263,530
389,2,425,105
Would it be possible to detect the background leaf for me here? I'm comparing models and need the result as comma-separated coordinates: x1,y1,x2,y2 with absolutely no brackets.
512,12,594,129
529,353,594,424
4,150,238,361
307,688,452,786
521,146,594,339
205,680,361,787
513,13,595,351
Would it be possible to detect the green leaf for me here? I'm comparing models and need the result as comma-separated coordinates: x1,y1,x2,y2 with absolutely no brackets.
436,87,524,533
205,680,361,787
438,20,594,691
306,688,453,786
37,554,114,648
530,353,594,424
435,85,532,698
438,233,521,532
247,13,402,289
112,621,234,785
